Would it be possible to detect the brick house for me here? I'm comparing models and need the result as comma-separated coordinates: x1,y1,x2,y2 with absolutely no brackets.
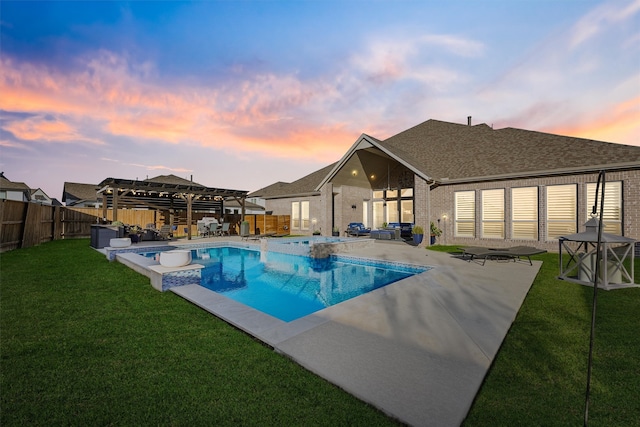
249,119,640,251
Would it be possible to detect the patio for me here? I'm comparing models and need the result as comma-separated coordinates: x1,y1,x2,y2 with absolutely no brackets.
166,237,542,426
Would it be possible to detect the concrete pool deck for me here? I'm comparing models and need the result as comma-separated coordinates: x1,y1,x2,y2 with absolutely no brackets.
163,237,542,426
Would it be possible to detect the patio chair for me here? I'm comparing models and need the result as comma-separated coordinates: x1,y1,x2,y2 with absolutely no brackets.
461,246,546,266
218,222,230,237
197,223,209,237
207,223,220,237
158,225,173,240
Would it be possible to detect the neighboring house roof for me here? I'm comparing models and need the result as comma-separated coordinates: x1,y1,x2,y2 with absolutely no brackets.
144,174,208,187
62,182,101,205
0,174,31,192
254,163,338,199
379,119,640,183
224,199,265,211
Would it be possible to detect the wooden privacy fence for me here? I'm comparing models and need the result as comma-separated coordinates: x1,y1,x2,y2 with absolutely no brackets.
1,199,60,252
0,200,102,252
66,207,158,230
1,200,292,252
243,214,290,235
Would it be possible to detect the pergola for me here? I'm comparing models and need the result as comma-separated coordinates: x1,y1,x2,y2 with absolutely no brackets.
97,177,249,240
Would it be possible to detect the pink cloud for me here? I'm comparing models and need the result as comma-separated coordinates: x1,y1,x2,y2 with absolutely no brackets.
3,114,103,145
0,52,349,158
544,96,640,146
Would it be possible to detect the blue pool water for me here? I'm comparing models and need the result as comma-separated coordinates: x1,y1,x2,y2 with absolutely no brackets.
145,246,428,322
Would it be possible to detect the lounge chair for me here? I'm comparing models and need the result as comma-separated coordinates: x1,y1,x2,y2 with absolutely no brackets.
243,232,276,241
271,233,290,238
461,246,546,266
346,222,371,237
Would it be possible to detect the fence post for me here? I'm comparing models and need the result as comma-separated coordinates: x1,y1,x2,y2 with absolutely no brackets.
53,206,62,240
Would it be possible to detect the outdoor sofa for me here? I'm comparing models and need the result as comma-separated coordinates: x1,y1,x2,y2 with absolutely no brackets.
387,222,413,238
346,222,371,237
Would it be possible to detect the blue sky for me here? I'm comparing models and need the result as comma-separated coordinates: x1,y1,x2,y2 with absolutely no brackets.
1,0,639,201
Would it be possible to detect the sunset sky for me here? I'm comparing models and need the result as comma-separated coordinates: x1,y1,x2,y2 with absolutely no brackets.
1,0,639,201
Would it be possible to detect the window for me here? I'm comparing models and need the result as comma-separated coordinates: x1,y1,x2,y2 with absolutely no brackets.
362,201,368,228
291,202,300,229
301,201,310,230
586,181,622,235
292,201,310,230
373,201,384,228
401,188,413,197
512,187,538,240
455,191,475,237
372,187,414,227
482,189,504,238
386,200,399,223
546,184,577,240
401,200,414,223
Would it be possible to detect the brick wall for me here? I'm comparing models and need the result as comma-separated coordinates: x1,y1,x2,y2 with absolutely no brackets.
263,169,639,249
431,169,639,252
265,194,323,236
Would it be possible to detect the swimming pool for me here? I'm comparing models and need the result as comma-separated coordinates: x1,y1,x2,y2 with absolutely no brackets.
145,246,428,322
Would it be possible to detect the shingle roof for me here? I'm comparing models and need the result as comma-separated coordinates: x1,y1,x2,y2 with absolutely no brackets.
62,182,101,203
252,163,338,199
286,163,338,194
144,174,207,187
0,175,31,191
380,119,640,182
249,181,292,198
248,119,640,198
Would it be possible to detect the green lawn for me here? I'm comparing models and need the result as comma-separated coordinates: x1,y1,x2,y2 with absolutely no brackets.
1,240,638,426
430,245,640,427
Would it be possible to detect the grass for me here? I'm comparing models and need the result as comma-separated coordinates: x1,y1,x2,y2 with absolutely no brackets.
0,239,397,426
1,240,638,426
429,245,640,427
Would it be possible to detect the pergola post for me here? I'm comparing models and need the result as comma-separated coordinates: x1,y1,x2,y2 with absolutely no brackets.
112,189,118,222
102,193,107,221
186,193,193,240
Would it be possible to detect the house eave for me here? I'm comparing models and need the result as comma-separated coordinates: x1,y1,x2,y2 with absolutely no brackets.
434,162,640,185
263,191,321,200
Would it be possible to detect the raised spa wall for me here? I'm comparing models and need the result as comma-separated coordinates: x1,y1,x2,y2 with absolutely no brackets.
265,237,375,258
